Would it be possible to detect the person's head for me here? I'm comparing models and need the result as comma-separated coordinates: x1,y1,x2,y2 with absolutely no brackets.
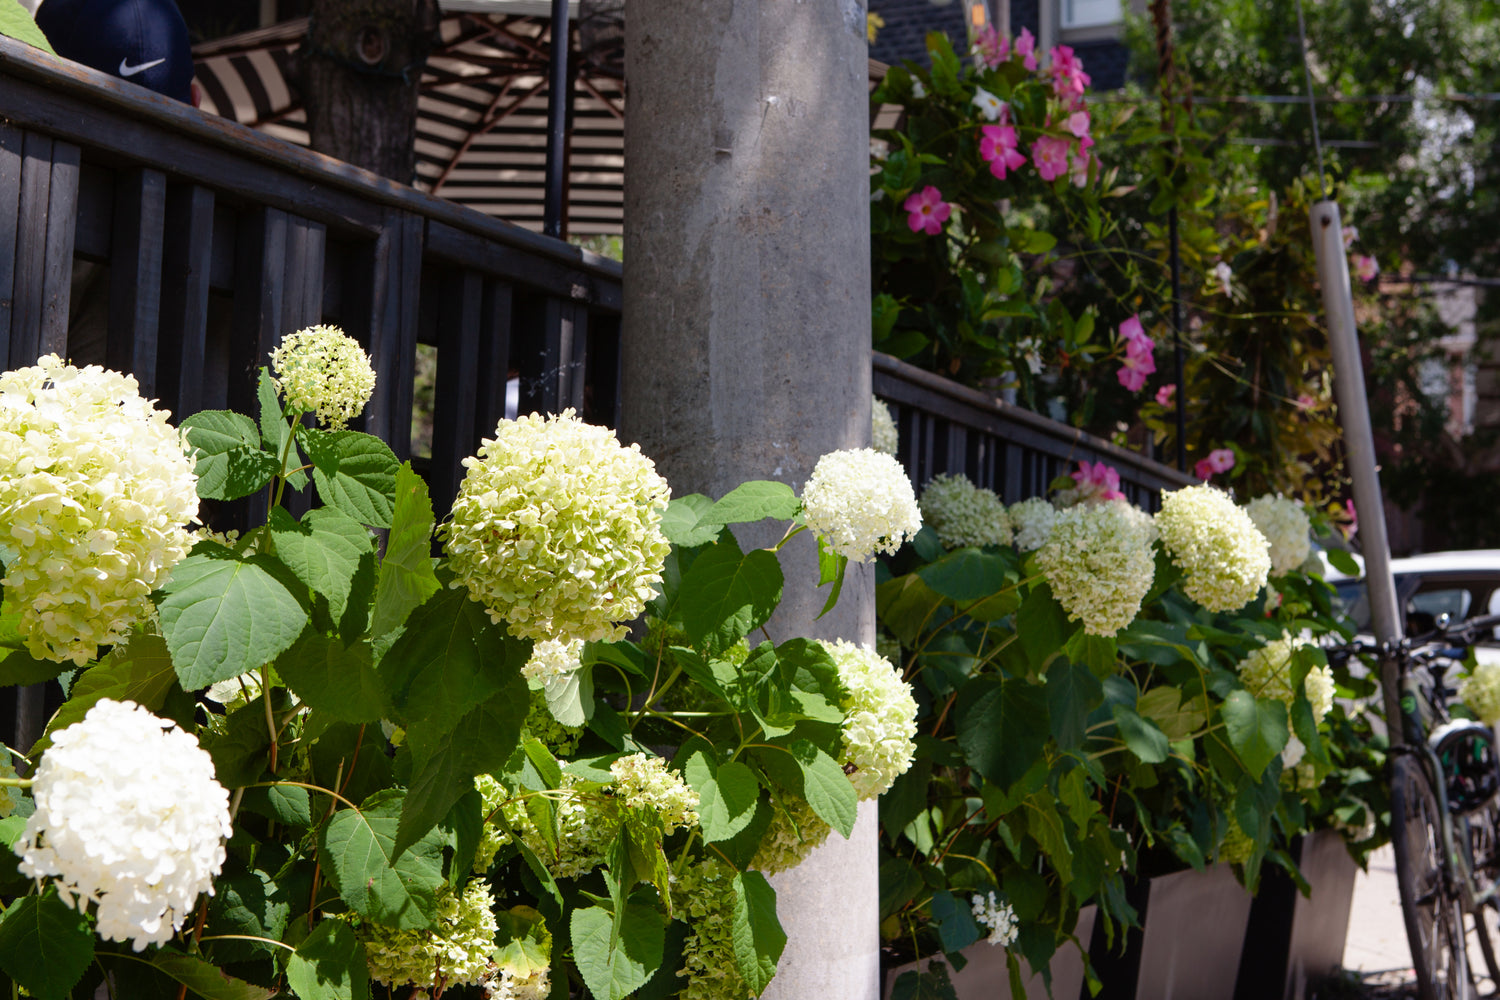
36,0,194,103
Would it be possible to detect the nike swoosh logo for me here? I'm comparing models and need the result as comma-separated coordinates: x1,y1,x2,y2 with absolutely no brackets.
118,57,166,78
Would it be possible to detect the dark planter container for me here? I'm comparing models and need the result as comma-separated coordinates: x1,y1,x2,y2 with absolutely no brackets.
882,907,1097,999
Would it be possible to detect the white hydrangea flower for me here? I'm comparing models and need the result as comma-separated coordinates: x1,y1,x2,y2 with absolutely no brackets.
473,775,511,874
1155,485,1271,612
268,324,377,430
1245,494,1312,576
1036,500,1157,636
872,396,899,456
504,774,615,880
1463,662,1500,725
17,699,231,951
1009,496,1058,552
971,890,1018,947
361,880,499,989
1236,633,1333,725
821,639,918,799
918,474,1012,550
751,797,829,875
442,409,671,643
484,963,551,1000
0,355,199,664
522,637,584,685
801,448,921,562
609,753,699,831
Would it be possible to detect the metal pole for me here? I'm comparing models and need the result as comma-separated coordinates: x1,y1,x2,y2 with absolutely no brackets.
1169,206,1186,471
542,0,571,238
1311,199,1406,743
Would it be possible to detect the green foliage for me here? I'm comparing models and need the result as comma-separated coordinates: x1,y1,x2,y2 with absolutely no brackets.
0,890,94,1000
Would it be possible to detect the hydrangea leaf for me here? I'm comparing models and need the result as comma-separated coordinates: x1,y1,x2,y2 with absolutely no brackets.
0,890,94,1000
268,507,372,620
1045,658,1103,752
151,951,277,1000
1111,703,1170,764
704,481,801,526
180,410,279,502
301,429,399,528
790,739,856,837
929,889,981,954
158,544,309,690
683,751,760,843
542,666,592,727
1015,585,1072,675
277,630,387,724
1221,690,1289,778
204,866,292,964
34,633,178,754
915,547,1013,604
0,645,68,687
1024,793,1074,882
0,2,53,53
730,871,785,993
678,545,784,656
370,464,440,637
571,903,665,1000
659,494,720,548
239,783,313,828
318,788,446,930
955,676,1049,791
1289,694,1329,767
285,915,368,1000
257,370,306,490
890,963,957,1000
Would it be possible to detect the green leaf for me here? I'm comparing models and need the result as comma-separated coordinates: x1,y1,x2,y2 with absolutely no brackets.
269,507,372,619
791,740,857,837
659,494,720,549
258,369,306,490
1016,585,1073,674
285,917,368,1000
1222,691,1289,778
0,890,93,1000
1046,658,1103,751
930,889,981,954
678,546,784,656
816,536,848,620
1025,794,1074,882
571,904,665,1000
731,871,786,993
371,464,441,636
318,788,446,929
1137,686,1207,740
705,481,802,526
277,630,388,723
204,698,274,787
0,646,67,687
0,1,53,52
181,410,280,502
542,666,592,728
157,544,308,690
204,866,292,964
955,677,1050,790
151,952,277,1000
1012,229,1058,254
1325,548,1361,576
915,548,1013,604
684,752,760,843
36,633,179,753
1290,695,1328,766
1111,704,1170,764
240,783,313,827
302,428,400,528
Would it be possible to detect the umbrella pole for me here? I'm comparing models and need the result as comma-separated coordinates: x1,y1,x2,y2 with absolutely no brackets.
543,0,571,238
1311,199,1406,745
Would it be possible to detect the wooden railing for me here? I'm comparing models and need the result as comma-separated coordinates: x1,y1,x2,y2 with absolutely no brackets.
875,352,1196,510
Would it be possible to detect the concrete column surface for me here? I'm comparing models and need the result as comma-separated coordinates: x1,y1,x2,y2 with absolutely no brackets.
621,1,878,998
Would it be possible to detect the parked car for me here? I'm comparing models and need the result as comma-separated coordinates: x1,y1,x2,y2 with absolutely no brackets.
1332,549,1500,656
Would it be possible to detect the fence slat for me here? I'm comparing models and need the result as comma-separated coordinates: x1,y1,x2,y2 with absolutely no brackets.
11,131,53,366
157,184,215,419
39,140,78,356
229,206,287,417
431,270,483,517
475,280,513,440
107,168,167,395
0,124,22,360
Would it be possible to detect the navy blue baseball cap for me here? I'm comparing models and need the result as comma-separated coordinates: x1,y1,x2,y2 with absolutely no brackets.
34,0,194,103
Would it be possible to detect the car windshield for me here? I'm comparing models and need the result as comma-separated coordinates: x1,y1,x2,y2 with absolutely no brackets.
1333,579,1372,630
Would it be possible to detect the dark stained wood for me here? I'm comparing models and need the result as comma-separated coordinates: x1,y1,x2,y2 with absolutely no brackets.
583,312,620,428
518,295,586,416
11,131,54,366
39,140,79,355
73,162,113,262
361,208,423,459
229,206,288,417
282,215,327,333
157,184,216,419
426,219,619,309
474,280,513,441
107,168,167,396
0,123,22,361
430,269,483,516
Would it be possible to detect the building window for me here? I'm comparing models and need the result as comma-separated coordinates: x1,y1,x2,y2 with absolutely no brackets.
1060,0,1120,29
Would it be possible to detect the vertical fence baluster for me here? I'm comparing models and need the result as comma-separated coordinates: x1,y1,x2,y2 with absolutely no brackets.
157,184,215,419
107,168,167,395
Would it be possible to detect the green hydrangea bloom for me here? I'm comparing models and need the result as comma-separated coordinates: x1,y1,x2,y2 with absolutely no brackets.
268,325,376,429
359,880,498,989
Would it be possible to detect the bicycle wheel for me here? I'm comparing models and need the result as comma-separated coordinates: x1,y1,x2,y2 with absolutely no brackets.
1464,807,1500,989
1392,752,1475,1000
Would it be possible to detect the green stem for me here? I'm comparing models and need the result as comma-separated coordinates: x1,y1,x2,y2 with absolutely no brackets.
0,777,33,788
261,666,278,774
268,408,304,514
196,934,297,953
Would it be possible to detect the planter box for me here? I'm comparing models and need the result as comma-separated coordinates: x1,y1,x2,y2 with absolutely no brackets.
882,906,1096,1000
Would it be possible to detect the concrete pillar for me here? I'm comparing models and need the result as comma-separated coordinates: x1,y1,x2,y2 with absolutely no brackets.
621,2,878,999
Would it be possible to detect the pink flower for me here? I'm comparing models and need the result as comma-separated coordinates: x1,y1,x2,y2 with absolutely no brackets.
1193,448,1236,480
1072,460,1125,502
903,185,951,235
1015,28,1037,71
1295,392,1317,411
1353,255,1380,283
1069,146,1092,187
1342,225,1359,249
1032,136,1071,182
1049,46,1091,98
1118,314,1151,352
1065,110,1094,151
980,125,1027,180
1343,498,1359,539
1117,347,1155,392
973,24,1009,69
1155,384,1176,406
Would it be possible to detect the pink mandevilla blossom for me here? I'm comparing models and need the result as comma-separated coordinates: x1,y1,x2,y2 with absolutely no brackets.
1296,392,1317,411
1049,46,1091,98
1069,147,1092,187
1066,110,1094,149
980,125,1027,180
1155,384,1176,406
903,186,951,235
1353,255,1380,283
1032,136,1071,182
1072,460,1126,502
1015,27,1037,71
973,24,1009,69
1343,498,1359,539
1193,448,1236,480
1117,346,1155,392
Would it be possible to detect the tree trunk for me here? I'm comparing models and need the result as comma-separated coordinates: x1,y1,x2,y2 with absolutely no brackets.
301,0,438,182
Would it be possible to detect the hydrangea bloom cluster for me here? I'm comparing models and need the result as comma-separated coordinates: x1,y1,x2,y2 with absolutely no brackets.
609,753,699,831
872,396,899,456
1236,634,1334,724
821,639,918,799
1463,661,1500,725
504,774,615,879
482,963,551,1000
673,858,754,1000
473,774,511,874
1036,500,1157,636
1155,485,1271,612
971,891,1018,947
751,797,829,876
268,325,376,429
918,474,1011,550
1245,495,1312,576
0,356,199,664
443,409,671,642
1219,817,1254,866
522,688,583,756
361,880,498,989
522,637,584,685
800,448,921,562
16,699,231,950
1009,496,1057,551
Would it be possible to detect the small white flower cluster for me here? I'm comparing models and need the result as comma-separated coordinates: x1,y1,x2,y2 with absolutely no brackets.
443,409,672,643
0,355,199,664
361,880,498,989
1236,634,1334,724
821,639,918,799
970,891,1018,947
918,474,1012,550
521,637,584,685
801,448,922,562
17,699,231,951
1036,500,1157,636
1463,661,1500,725
268,324,377,429
483,962,552,1000
1009,496,1058,552
609,753,700,831
473,774,511,874
1245,494,1312,576
505,774,615,880
872,396,900,456
1155,485,1271,612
